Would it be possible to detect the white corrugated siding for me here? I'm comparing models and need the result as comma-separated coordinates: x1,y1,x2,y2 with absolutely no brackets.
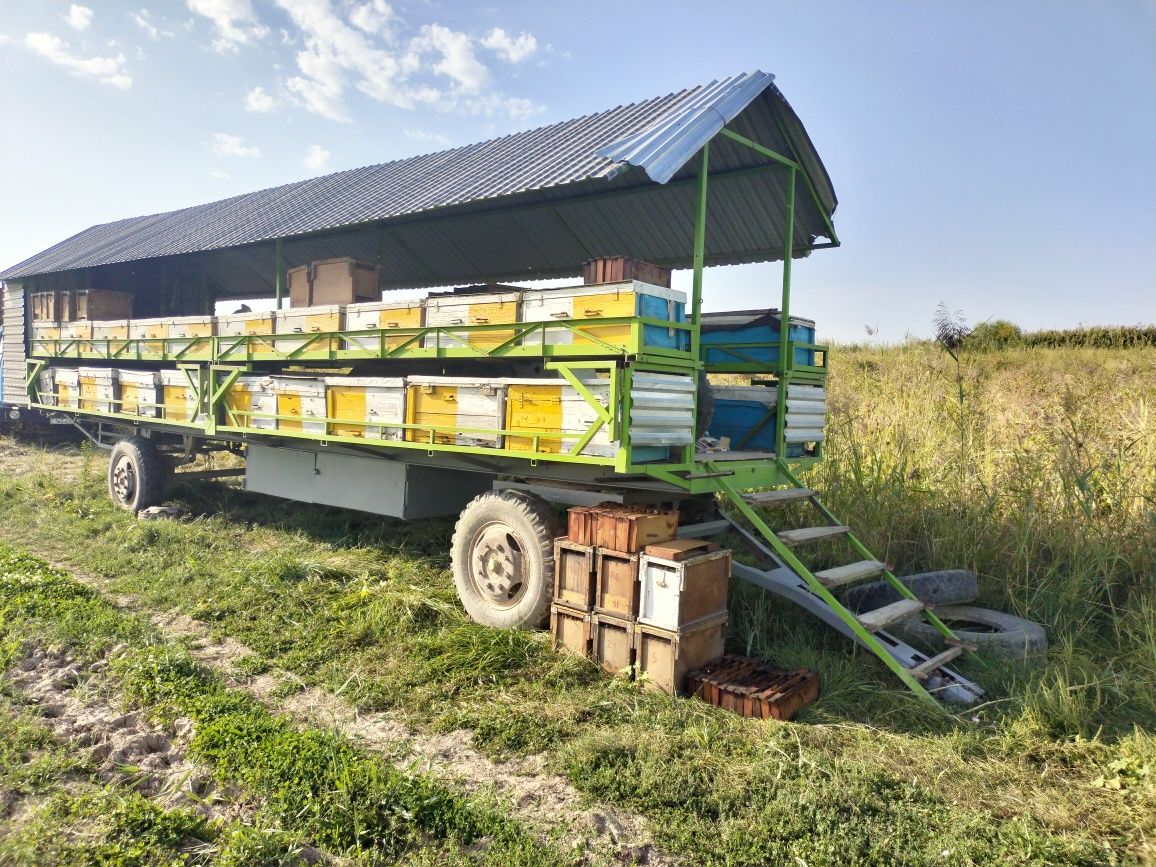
2,283,27,406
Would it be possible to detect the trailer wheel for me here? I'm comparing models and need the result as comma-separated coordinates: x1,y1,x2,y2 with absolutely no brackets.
108,436,166,513
451,490,563,629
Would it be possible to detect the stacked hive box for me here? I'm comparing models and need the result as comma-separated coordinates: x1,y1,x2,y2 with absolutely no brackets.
324,376,405,440
274,305,343,353
77,367,118,413
216,310,275,355
128,318,169,360
423,290,521,349
405,377,504,447
343,300,423,351
159,369,199,422
118,369,163,417
551,505,732,694
165,316,214,360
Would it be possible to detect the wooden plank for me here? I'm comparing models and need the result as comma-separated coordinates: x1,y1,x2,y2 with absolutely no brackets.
857,598,925,632
742,487,814,507
776,525,848,546
814,559,886,588
908,645,965,680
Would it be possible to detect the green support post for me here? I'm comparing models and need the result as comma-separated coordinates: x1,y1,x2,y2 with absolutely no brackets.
274,238,284,310
686,144,709,464
775,167,796,460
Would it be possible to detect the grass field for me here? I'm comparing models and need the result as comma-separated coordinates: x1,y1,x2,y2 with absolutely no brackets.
0,341,1152,865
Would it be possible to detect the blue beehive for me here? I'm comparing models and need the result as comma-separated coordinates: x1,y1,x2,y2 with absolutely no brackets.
700,309,816,367
709,385,808,457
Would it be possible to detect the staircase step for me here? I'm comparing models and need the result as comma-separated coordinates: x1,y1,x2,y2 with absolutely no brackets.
814,559,887,588
908,645,966,680
857,598,925,632
776,525,849,546
742,488,815,508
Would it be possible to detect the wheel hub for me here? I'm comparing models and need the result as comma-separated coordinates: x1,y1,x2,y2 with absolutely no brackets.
469,524,525,607
111,457,136,504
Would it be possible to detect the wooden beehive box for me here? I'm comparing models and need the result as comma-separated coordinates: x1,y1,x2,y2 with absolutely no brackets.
582,256,672,288
75,289,132,321
594,548,639,619
635,611,728,696
553,539,595,609
638,549,731,631
591,613,635,675
551,603,592,658
685,655,820,721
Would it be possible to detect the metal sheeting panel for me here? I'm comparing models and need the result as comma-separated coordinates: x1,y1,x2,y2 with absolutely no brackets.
1,71,838,297
2,283,27,405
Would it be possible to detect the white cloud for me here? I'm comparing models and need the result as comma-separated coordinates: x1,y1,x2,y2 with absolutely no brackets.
211,132,260,157
480,27,536,63
186,0,268,52
208,168,231,179
244,85,278,112
348,0,392,35
132,9,172,40
404,128,450,147
303,144,331,171
0,34,11,46
263,1,538,122
411,23,488,91
64,5,94,31
24,32,132,88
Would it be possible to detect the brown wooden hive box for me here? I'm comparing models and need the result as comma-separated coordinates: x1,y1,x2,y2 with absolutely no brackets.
685,655,820,721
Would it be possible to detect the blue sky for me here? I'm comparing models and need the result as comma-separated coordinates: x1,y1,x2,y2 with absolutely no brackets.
0,0,1152,341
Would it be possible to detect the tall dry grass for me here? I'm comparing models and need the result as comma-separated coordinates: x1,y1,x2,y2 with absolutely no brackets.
802,341,1156,733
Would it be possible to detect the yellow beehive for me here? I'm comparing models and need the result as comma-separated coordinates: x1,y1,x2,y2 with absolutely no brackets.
61,321,93,356
274,306,343,354
224,376,276,430
32,322,60,354
78,367,118,413
90,321,129,356
503,378,615,456
117,370,163,417
54,368,80,408
405,377,505,447
128,318,169,360
343,300,423,352
216,311,275,356
159,369,199,422
324,377,406,440
270,377,326,434
423,292,520,350
520,282,686,350
165,316,214,360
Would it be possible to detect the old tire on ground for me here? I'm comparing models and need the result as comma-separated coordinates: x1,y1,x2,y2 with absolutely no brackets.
451,490,563,629
895,604,1048,658
108,436,166,513
841,569,979,613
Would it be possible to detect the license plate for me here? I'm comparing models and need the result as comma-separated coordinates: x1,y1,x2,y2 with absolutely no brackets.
49,416,74,425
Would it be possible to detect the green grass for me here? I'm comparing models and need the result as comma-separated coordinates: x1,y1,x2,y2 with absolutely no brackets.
0,671,313,865
0,547,558,866
0,342,1153,863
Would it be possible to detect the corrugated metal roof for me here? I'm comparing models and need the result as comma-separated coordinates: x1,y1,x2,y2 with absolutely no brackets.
1,70,838,291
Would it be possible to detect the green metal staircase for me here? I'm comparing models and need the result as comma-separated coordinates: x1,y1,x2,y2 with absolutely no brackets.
701,459,982,708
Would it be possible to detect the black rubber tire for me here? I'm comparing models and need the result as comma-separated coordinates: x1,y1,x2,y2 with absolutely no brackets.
842,569,979,613
107,436,166,513
895,605,1048,658
450,490,563,629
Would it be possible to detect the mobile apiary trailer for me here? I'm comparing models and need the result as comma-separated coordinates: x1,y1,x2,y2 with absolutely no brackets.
0,71,981,707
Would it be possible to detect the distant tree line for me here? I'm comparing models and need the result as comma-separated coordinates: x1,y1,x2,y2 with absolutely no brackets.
965,320,1156,350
